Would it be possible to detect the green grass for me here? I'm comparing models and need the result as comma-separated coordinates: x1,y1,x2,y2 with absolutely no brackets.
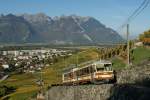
132,47,150,64
2,90,37,100
112,58,126,70
0,73,38,100
2,73,36,87
111,46,150,69
1,47,149,100
9,90,37,100
0,48,99,100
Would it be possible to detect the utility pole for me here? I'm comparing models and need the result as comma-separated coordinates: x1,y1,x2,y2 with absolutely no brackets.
127,24,130,67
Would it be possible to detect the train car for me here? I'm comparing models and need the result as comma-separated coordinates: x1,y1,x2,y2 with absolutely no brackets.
62,60,116,85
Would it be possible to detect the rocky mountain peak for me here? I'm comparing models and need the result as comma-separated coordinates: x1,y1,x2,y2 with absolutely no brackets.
0,13,124,44
21,13,52,23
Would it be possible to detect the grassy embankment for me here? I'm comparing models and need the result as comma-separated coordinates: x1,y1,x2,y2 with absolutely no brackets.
1,46,150,100
132,47,150,64
0,48,99,100
112,47,150,69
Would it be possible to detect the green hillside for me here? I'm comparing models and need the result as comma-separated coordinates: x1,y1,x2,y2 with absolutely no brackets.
0,46,149,100
132,47,150,64
0,48,99,100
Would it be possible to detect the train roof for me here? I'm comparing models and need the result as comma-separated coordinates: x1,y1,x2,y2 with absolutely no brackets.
62,60,112,73
76,60,112,70
93,60,112,65
62,64,77,73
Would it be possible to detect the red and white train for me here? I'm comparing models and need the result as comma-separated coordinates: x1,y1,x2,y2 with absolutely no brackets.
62,60,116,85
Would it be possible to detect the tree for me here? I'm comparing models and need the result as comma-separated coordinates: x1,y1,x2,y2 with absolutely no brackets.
0,87,6,97
139,30,150,40
139,34,144,41
0,85,16,97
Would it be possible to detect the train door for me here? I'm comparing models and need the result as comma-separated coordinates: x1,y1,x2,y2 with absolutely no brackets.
89,64,96,83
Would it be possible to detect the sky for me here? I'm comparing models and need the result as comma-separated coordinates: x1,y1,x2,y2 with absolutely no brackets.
0,0,150,38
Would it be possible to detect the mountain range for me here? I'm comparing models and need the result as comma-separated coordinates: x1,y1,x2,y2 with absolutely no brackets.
0,13,123,45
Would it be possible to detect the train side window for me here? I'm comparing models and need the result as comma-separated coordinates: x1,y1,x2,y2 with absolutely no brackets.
79,67,90,76
89,66,95,73
76,70,81,76
82,68,87,75
65,72,72,79
97,67,104,71
64,73,70,80
104,64,111,67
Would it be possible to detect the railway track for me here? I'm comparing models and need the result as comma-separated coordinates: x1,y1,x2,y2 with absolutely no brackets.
50,81,116,87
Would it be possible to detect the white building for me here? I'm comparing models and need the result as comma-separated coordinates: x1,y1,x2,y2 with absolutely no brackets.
135,42,143,47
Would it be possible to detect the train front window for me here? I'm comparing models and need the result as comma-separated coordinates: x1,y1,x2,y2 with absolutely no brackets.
104,64,111,67
104,64,112,71
96,64,112,71
96,64,104,71
97,67,104,71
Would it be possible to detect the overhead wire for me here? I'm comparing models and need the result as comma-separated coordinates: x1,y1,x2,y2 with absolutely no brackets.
130,0,150,22
118,0,150,31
